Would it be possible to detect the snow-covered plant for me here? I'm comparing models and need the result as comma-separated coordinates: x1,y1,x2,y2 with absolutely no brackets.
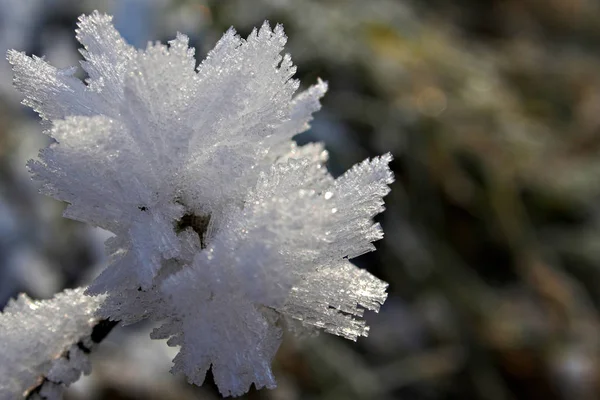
3,11,393,398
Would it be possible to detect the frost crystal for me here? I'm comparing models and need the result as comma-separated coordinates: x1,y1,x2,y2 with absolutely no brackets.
8,11,393,397
0,288,104,399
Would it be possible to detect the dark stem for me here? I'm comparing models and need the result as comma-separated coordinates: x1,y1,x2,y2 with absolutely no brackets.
24,319,119,399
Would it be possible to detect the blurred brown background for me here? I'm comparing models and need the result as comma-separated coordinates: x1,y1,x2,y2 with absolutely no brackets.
3,0,600,399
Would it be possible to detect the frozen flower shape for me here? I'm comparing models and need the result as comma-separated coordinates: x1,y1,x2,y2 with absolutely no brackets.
9,11,393,396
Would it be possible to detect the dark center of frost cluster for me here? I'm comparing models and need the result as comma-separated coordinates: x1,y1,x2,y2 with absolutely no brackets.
139,203,212,249
175,212,211,249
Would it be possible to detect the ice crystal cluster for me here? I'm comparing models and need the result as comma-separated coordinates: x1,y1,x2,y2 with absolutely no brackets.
0,289,104,399
4,11,393,397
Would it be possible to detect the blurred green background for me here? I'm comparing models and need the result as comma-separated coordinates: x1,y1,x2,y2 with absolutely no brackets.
3,0,600,399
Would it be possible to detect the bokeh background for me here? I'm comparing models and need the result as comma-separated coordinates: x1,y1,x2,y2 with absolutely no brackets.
2,0,600,399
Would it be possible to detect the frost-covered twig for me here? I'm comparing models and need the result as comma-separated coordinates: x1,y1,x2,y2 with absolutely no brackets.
0,289,107,399
24,318,117,400
4,11,394,397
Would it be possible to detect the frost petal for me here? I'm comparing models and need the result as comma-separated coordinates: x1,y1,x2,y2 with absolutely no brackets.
280,259,388,341
276,78,328,139
76,11,135,99
7,50,99,121
158,255,281,397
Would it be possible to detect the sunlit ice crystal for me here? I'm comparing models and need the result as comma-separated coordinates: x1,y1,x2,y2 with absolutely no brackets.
8,11,393,397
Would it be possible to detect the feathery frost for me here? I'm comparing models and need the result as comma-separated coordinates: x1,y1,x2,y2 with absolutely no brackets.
5,11,393,397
